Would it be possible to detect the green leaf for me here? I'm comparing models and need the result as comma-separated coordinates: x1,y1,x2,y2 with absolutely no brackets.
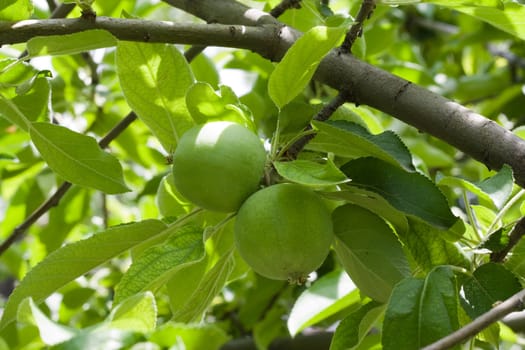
461,263,521,319
17,298,77,345
29,122,130,194
268,23,347,108
320,186,409,234
398,219,470,274
114,225,205,304
505,238,525,278
149,322,230,350
0,0,33,20
172,249,235,322
0,220,166,329
438,176,498,210
332,204,411,302
382,266,460,350
27,30,117,57
116,42,194,152
156,173,194,218
186,82,255,130
287,270,358,336
330,301,385,350
0,94,31,131
108,292,157,333
341,157,457,229
50,328,140,350
273,159,348,186
477,164,514,209
450,3,525,41
310,120,414,171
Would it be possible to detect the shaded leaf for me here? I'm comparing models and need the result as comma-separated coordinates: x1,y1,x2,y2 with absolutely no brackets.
398,219,470,274
382,266,460,350
310,120,414,171
274,159,348,186
114,225,205,304
117,42,194,152
320,186,409,234
288,270,358,336
341,157,457,229
30,122,129,194
0,220,166,329
332,204,411,302
461,263,521,319
330,301,384,350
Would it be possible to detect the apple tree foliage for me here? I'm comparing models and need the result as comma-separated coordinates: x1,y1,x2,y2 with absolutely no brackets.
1,0,525,349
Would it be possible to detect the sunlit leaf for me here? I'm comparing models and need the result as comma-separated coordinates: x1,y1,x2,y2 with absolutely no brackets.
288,270,358,336
108,292,157,334
268,23,348,108
30,122,130,194
27,30,117,57
114,225,205,304
117,42,194,152
0,220,166,329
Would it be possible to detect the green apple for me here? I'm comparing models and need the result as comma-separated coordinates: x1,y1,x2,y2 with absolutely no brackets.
172,121,266,213
234,183,334,283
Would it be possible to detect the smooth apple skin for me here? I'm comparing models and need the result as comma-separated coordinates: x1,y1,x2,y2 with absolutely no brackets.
234,183,334,282
172,121,266,213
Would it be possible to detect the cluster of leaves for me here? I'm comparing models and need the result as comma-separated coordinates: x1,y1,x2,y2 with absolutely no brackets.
1,0,525,349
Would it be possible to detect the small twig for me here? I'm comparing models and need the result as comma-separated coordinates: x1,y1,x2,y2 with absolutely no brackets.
284,91,348,159
422,288,525,350
50,3,76,19
339,0,376,53
184,45,206,62
46,0,57,12
0,112,138,257
490,217,525,263
270,0,302,18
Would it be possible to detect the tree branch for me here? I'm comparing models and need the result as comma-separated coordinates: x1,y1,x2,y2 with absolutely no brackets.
339,0,376,53
269,0,302,18
422,288,525,350
490,217,525,263
4,2,525,188
164,0,525,188
285,91,348,159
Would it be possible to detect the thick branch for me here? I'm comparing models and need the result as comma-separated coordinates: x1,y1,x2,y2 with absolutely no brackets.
0,17,288,61
164,0,525,188
422,288,525,350
4,3,525,187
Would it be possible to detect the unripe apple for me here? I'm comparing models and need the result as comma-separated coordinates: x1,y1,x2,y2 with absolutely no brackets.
234,183,334,283
172,121,266,213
